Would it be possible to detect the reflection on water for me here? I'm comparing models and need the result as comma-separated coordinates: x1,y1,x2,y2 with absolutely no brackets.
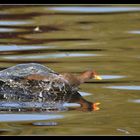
0,20,32,26
129,99,140,103
32,121,58,126
0,5,140,135
0,28,19,32
0,45,54,52
100,75,126,80
116,128,130,134
0,12,8,15
48,7,140,13
78,91,91,96
0,114,63,122
128,30,140,34
2,53,100,60
106,86,140,90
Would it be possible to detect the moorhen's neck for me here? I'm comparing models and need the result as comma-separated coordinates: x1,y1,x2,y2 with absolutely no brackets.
60,70,96,87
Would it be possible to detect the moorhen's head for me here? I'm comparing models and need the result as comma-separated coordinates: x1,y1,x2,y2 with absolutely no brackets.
80,70,102,81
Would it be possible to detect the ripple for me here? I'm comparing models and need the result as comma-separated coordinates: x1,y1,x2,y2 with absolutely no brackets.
0,28,18,32
48,7,140,13
2,53,100,60
128,30,140,34
0,12,8,15
0,20,32,26
0,45,55,52
0,114,63,122
32,121,58,126
128,99,140,103
0,28,28,33
101,75,126,80
117,128,130,134
0,129,14,133
79,91,91,96
105,86,140,90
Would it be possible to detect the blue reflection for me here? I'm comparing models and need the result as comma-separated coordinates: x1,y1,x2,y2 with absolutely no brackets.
128,30,140,34
0,20,32,25
49,7,140,13
101,75,126,80
3,53,100,60
106,86,140,90
79,91,91,96
0,28,16,32
0,45,55,51
129,99,140,103
0,114,64,122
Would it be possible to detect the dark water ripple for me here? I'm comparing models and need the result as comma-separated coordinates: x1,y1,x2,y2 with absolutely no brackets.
0,13,46,20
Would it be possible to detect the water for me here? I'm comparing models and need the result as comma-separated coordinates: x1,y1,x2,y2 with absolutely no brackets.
0,45,54,51
0,114,63,122
48,7,140,13
0,20,32,26
2,53,101,60
0,5,140,135
105,85,140,90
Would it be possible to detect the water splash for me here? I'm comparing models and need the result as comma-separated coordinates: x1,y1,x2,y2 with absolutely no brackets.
0,63,56,78
0,63,75,111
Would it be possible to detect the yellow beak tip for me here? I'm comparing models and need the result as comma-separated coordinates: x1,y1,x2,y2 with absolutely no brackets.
95,75,102,80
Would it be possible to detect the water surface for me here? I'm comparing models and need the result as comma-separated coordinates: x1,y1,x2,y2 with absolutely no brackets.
48,7,140,13
0,5,140,136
